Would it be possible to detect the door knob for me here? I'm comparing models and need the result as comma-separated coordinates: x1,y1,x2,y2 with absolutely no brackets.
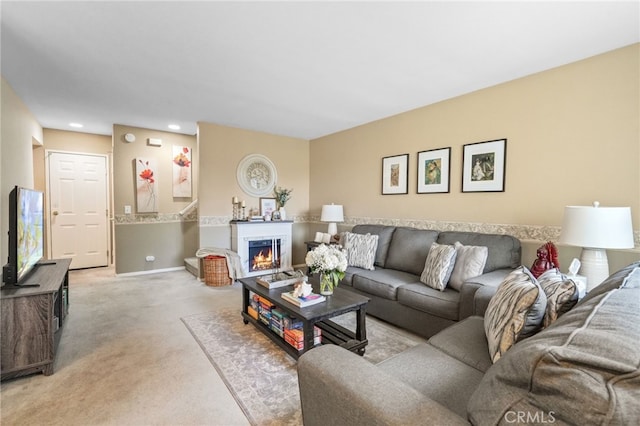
53,211,59,216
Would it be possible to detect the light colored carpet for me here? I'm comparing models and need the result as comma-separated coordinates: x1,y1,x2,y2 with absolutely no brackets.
182,307,426,426
1,268,251,426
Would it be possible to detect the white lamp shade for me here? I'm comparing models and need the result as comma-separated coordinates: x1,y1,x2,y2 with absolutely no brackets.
320,204,344,223
560,204,634,249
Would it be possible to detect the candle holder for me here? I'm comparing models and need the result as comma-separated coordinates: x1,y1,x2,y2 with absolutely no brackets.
232,202,241,220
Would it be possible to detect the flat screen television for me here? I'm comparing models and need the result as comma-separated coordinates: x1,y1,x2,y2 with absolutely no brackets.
2,186,45,287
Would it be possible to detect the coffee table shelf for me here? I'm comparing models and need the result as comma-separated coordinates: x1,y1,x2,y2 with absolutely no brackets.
240,277,369,359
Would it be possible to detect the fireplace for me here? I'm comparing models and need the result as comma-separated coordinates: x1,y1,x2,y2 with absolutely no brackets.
248,239,281,273
230,221,293,277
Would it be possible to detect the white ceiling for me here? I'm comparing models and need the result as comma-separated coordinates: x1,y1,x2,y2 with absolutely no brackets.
2,1,638,140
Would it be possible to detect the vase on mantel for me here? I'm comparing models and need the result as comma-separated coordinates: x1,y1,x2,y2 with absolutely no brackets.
320,272,335,296
279,207,286,220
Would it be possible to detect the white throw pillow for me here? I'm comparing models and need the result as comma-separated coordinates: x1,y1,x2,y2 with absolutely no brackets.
420,242,457,291
343,232,378,270
448,241,488,291
484,266,547,363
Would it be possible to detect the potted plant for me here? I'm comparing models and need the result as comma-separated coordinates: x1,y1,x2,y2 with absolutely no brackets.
273,186,292,220
305,244,348,295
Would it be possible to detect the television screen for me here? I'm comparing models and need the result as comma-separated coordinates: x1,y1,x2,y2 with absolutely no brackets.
16,187,44,282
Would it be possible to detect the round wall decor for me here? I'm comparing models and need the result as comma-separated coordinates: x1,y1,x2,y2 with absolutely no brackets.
236,154,278,197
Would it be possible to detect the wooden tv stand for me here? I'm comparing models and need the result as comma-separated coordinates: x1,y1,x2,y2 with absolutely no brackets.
1,258,71,380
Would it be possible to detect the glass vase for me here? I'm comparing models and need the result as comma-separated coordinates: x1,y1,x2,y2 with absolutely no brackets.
320,272,334,296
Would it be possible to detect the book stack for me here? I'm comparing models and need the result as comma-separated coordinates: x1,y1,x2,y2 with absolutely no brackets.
252,294,275,326
270,308,286,337
247,290,322,352
281,291,326,307
284,327,321,351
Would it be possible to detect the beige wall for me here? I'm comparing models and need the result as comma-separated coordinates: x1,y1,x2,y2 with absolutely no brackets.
0,77,43,265
113,125,198,215
197,122,310,263
310,44,640,267
112,124,198,273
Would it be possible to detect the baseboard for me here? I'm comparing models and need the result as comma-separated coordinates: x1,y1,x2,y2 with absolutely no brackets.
116,266,186,277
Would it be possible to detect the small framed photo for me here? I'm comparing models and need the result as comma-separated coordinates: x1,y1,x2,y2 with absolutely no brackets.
259,197,277,217
462,139,507,192
417,147,451,194
382,153,409,195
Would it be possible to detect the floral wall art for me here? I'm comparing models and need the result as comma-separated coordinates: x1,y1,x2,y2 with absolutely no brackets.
172,146,192,197
136,158,158,212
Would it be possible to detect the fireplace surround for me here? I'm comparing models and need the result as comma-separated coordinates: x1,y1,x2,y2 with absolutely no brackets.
231,221,293,277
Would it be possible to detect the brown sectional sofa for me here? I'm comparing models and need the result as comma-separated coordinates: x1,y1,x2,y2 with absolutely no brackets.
338,224,522,338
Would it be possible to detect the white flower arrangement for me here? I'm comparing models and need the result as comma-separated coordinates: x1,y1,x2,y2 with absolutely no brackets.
305,244,347,294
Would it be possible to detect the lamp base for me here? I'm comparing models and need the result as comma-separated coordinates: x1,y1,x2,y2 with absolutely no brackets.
579,248,610,292
327,222,337,236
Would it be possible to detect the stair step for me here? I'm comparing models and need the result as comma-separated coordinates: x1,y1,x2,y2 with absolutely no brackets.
184,257,201,278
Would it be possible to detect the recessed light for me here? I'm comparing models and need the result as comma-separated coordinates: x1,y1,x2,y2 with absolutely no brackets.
168,124,180,130
69,122,83,128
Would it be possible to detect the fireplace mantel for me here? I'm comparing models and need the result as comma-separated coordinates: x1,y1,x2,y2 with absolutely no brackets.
231,221,293,277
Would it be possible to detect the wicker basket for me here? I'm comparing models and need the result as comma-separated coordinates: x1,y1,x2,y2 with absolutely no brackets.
203,255,232,287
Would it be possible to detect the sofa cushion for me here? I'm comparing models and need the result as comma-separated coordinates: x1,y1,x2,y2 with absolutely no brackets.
537,268,580,327
484,266,547,363
420,242,457,291
397,283,460,321
352,269,420,301
448,242,488,291
436,231,520,273
378,343,485,419
385,227,439,276
468,265,640,425
428,316,492,373
343,232,378,270
351,224,396,268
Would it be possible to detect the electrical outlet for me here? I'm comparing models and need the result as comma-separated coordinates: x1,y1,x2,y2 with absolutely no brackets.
146,256,155,262
124,205,132,214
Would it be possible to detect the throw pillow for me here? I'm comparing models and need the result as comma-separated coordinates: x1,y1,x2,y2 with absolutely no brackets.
420,242,457,291
537,268,580,328
343,232,378,271
484,266,547,363
448,241,489,291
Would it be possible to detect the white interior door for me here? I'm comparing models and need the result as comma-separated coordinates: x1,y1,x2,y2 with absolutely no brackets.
48,151,109,269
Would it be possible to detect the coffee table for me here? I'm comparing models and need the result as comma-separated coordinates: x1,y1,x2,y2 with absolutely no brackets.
240,277,370,359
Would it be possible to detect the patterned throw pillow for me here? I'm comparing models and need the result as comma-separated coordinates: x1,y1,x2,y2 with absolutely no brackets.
538,268,580,328
448,241,488,291
484,266,547,363
343,232,378,270
420,242,457,291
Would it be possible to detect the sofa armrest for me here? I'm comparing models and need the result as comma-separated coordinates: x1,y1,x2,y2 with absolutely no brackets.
473,285,498,316
458,269,512,319
298,345,468,426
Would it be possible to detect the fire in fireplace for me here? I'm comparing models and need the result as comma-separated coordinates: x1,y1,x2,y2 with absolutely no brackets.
249,239,281,272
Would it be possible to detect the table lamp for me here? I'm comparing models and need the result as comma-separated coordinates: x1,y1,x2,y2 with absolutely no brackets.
320,204,344,236
559,202,634,291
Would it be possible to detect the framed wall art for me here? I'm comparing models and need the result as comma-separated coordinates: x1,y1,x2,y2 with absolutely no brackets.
382,153,409,195
172,146,192,197
417,147,450,194
462,138,507,192
236,154,278,197
136,158,158,212
260,197,277,217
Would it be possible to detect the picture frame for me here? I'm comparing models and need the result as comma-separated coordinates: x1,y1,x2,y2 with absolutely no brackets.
417,147,451,194
462,139,507,192
382,153,409,195
259,197,277,217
